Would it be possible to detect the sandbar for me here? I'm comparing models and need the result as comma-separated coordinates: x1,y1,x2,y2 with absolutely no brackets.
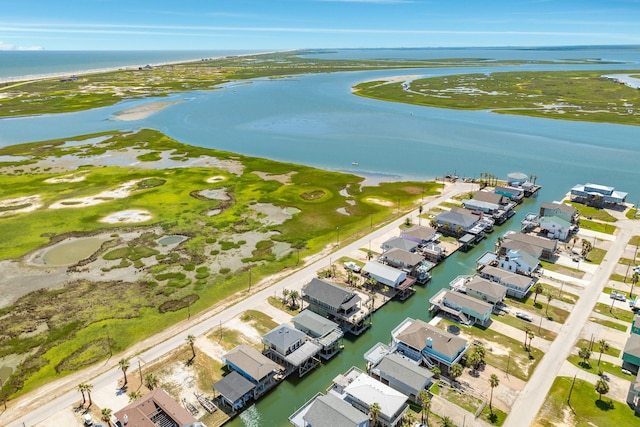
111,100,183,121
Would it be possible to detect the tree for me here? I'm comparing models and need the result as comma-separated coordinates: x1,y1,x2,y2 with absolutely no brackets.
282,288,290,304
119,358,130,386
595,378,609,401
533,283,544,304
524,326,532,349
186,334,196,359
418,204,423,225
545,292,554,318
418,389,431,425
597,339,609,366
144,373,158,390
466,350,481,373
431,366,441,378
449,363,463,382
85,383,94,407
442,415,454,427
289,289,299,309
489,374,500,413
404,410,415,427
101,408,113,426
581,239,592,259
77,383,87,406
631,272,639,299
128,390,142,402
579,346,592,366
369,402,381,427
527,330,535,352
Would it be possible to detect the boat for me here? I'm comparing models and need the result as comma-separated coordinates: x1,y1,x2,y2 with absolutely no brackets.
352,162,359,166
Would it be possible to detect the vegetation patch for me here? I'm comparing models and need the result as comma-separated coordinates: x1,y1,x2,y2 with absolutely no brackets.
158,294,199,313
136,178,166,189
300,189,326,201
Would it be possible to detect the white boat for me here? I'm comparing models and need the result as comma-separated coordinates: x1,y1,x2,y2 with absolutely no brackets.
352,161,359,166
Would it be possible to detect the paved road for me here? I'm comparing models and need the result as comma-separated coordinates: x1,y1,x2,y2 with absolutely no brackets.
4,182,474,427
503,217,634,427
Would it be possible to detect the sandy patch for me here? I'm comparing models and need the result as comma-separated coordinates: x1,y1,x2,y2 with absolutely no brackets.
206,175,227,183
100,209,152,224
0,195,43,217
197,189,230,201
111,100,182,121
253,171,295,184
44,173,87,184
251,203,297,225
379,74,422,83
365,197,394,207
49,180,141,209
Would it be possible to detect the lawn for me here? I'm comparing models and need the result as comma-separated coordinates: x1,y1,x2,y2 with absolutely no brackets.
593,302,635,323
567,355,636,381
574,339,620,358
504,292,571,325
588,316,628,332
568,202,618,222
536,377,639,427
440,383,507,426
578,219,616,235
539,260,585,279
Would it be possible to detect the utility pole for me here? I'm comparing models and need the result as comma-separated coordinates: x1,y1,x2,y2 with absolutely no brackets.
248,268,252,292
336,226,340,246
567,374,577,405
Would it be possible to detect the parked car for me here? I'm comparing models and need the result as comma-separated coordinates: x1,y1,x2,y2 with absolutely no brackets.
343,261,361,273
516,312,533,322
622,368,632,376
633,266,640,274
610,291,626,301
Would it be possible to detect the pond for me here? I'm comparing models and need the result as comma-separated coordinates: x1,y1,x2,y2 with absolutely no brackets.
42,236,109,266
156,235,188,246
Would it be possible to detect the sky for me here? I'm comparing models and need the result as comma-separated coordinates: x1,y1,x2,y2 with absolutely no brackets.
1,0,640,51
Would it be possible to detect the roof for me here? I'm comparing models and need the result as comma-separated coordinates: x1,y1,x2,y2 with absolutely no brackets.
495,186,522,196
624,334,640,358
374,353,433,392
501,240,543,259
293,310,340,338
364,261,406,284
466,276,507,299
304,393,368,427
539,216,571,228
505,232,557,251
401,225,438,242
508,172,528,180
382,236,419,252
114,388,196,427
463,199,499,211
505,249,540,270
286,341,322,366
442,290,493,315
540,202,577,215
303,278,361,311
223,344,281,382
381,247,424,267
213,371,255,403
263,324,307,350
480,266,535,288
396,318,467,360
344,371,408,418
435,209,479,228
474,191,504,205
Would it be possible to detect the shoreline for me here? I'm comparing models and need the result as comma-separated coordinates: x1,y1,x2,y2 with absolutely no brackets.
0,49,288,86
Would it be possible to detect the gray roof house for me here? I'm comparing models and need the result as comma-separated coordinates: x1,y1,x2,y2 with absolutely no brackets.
465,275,507,304
380,247,424,271
570,183,627,206
289,392,369,427
302,278,371,335
400,225,439,244
213,370,256,411
463,198,500,214
434,208,481,233
263,324,322,377
368,353,434,403
503,232,557,260
429,289,493,326
496,248,540,275
292,310,344,360
539,202,578,224
381,236,419,253
474,190,507,205
478,265,536,299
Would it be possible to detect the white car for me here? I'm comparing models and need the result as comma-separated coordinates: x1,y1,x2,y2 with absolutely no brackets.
611,291,626,302
516,312,533,322
343,261,361,273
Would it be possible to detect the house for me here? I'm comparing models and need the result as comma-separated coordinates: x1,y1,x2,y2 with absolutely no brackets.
429,289,493,326
496,249,540,275
289,392,369,427
435,208,481,234
213,370,256,410
114,387,197,427
494,186,524,203
500,239,543,261
570,183,627,207
632,314,640,335
465,275,507,304
539,202,578,224
622,334,640,374
328,367,408,427
400,225,439,245
218,344,283,405
507,172,529,187
503,232,557,261
293,310,344,360
474,190,508,206
391,318,468,373
477,265,536,299
463,198,500,215
302,277,370,335
627,371,640,415
381,236,419,253
363,260,416,300
263,324,322,377
379,248,432,284
368,352,434,403
539,215,572,240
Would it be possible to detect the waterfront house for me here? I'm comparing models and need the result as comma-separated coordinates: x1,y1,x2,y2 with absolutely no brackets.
465,275,507,304
328,366,408,427
503,232,557,261
496,249,540,275
379,247,432,284
391,318,468,373
381,236,419,253
367,352,434,403
115,387,197,427
292,310,344,360
363,260,416,300
494,186,524,203
302,277,371,335
507,172,529,187
263,324,322,377
434,208,481,235
218,344,283,406
474,190,508,206
463,198,500,215
400,225,439,245
213,370,256,411
623,334,640,374
429,289,493,326
477,265,536,299
288,392,369,427
632,314,640,335
539,202,578,224
539,215,572,241
570,183,627,207
627,371,640,416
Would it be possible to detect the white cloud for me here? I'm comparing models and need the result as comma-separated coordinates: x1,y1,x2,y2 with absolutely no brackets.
0,40,44,50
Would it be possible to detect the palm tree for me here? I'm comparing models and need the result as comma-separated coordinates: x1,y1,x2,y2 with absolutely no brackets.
289,289,299,309
524,326,531,349
186,334,196,359
467,350,481,373
489,373,500,413
597,339,609,366
418,389,431,425
118,358,130,386
404,410,415,426
528,330,535,351
532,283,543,304
595,378,609,401
418,204,423,225
85,383,94,407
77,383,87,406
101,408,113,426
431,366,441,379
545,292,554,318
282,288,290,304
442,415,454,427
631,272,639,299
579,346,591,366
369,402,381,427
449,362,463,383
144,373,158,390
128,390,142,402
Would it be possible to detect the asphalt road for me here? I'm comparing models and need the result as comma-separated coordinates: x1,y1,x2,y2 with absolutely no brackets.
4,182,475,427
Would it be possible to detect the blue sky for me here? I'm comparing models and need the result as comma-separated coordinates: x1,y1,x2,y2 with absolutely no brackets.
1,0,639,50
